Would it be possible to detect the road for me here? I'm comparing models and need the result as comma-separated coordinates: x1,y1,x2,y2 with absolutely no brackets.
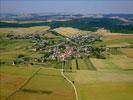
61,63,79,100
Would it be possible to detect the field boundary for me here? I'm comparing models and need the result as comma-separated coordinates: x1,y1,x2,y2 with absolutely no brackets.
87,58,97,70
5,68,41,100
61,63,79,100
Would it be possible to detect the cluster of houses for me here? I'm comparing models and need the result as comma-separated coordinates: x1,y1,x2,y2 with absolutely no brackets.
0,30,110,66
30,33,107,62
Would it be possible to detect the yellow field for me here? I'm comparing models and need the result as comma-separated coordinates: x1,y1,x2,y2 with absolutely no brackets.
120,48,133,58
0,26,50,36
109,55,133,70
53,27,85,37
95,28,133,40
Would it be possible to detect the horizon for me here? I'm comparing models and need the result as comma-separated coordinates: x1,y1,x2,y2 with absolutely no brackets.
0,0,133,14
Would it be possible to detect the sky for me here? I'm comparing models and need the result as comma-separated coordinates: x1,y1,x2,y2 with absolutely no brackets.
0,0,133,14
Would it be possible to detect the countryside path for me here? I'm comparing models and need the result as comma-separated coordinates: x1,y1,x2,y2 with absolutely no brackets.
61,63,79,100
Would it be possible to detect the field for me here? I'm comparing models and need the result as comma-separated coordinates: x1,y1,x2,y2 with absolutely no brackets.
0,39,34,62
94,38,133,47
53,27,87,37
0,66,75,100
0,24,133,100
120,48,133,58
0,65,39,100
0,26,50,36
64,53,133,100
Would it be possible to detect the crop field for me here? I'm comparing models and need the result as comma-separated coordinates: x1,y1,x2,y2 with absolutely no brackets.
64,54,133,100
65,67,133,100
120,48,133,58
0,65,39,100
0,26,50,36
94,38,133,47
53,27,86,37
4,68,75,100
0,24,133,100
109,55,133,70
43,32,62,39
0,66,75,100
90,55,133,70
77,59,87,70
90,58,120,70
0,39,34,61
71,59,77,70
77,58,96,70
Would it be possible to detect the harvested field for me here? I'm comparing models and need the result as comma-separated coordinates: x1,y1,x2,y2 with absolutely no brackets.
0,26,50,36
53,27,85,37
120,48,133,58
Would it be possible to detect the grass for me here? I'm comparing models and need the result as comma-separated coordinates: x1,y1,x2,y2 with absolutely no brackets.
94,38,133,47
0,65,39,99
9,68,75,100
0,39,34,60
0,65,38,78
64,55,133,100
77,58,96,70
78,82,133,100
43,32,62,39
77,59,88,70
90,57,120,70
109,55,133,70
73,70,133,100
84,58,96,70
71,59,77,70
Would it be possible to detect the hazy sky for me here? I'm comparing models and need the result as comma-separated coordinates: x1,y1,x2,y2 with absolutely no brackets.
0,0,133,14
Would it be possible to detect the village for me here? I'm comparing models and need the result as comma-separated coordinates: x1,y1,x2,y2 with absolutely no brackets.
29,31,108,63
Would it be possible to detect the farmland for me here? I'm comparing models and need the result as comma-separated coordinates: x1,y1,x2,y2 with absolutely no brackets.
53,27,86,37
120,48,133,58
0,65,75,100
0,26,50,37
0,21,133,100
64,54,133,100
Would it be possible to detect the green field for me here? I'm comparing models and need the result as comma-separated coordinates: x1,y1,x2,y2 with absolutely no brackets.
0,65,39,100
94,38,133,47
64,54,133,100
0,66,75,100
